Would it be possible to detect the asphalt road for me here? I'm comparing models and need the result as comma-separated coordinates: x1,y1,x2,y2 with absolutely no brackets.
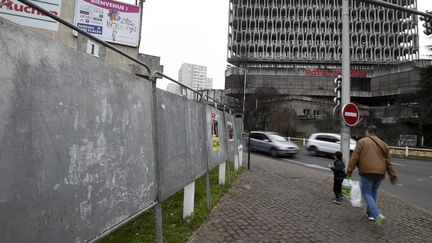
249,149,432,213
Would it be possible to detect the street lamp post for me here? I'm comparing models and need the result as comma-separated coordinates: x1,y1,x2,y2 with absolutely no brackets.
227,65,247,115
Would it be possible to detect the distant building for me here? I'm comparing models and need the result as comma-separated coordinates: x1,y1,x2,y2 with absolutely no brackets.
175,63,213,97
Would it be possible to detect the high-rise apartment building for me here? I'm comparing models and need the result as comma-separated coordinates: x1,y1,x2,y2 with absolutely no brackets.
225,0,429,138
227,0,419,63
178,63,213,92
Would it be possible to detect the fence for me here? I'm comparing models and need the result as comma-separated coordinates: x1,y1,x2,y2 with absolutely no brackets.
287,137,432,159
0,2,243,242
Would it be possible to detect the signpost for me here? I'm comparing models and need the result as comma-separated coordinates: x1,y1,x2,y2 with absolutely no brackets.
342,103,360,127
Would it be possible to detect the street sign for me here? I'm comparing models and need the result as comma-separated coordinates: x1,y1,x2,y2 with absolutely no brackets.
342,103,360,126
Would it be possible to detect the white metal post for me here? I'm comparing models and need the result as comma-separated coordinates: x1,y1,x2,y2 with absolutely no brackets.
219,162,226,185
183,182,195,220
341,0,351,164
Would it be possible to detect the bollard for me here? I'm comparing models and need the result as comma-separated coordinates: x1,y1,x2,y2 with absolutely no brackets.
405,146,409,157
183,182,195,220
219,162,226,185
234,154,239,172
238,145,243,167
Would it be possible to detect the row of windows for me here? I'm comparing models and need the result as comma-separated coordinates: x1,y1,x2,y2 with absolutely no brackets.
232,18,415,33
229,45,418,62
233,6,412,23
232,0,416,9
233,9,412,21
231,33,416,48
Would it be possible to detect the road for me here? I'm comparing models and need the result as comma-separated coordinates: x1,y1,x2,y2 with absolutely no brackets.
249,149,432,213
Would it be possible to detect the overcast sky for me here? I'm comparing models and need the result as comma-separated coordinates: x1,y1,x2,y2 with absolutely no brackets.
128,0,432,90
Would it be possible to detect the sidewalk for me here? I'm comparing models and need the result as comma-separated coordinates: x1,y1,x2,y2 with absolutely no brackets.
187,154,432,242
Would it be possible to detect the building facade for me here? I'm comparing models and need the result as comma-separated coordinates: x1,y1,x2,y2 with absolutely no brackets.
227,0,419,63
225,0,429,141
177,63,213,94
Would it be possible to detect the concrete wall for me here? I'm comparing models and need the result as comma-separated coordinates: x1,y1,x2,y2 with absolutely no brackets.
0,18,240,242
0,18,156,243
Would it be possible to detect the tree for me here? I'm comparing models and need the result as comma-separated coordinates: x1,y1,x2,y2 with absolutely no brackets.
415,59,432,146
315,106,341,133
268,107,297,136
244,86,280,131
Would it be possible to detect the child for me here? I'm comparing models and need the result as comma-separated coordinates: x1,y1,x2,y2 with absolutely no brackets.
329,151,346,204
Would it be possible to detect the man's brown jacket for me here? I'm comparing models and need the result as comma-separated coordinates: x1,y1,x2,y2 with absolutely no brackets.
347,134,398,183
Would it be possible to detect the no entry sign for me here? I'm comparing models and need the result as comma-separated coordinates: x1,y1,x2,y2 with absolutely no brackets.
342,103,360,126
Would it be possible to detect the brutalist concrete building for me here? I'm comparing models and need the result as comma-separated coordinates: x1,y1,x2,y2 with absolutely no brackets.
225,0,431,141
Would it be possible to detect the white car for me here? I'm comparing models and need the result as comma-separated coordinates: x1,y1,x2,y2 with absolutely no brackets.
305,133,357,156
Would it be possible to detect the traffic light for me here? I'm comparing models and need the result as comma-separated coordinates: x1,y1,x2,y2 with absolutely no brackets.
333,75,342,105
419,11,432,36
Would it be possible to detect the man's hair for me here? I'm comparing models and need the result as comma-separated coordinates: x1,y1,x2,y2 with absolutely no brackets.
334,151,343,160
367,125,377,134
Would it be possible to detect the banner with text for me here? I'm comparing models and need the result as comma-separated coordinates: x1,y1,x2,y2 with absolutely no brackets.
0,0,62,31
73,0,140,47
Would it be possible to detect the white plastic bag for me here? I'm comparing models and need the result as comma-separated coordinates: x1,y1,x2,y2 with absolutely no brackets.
342,179,352,199
350,180,362,208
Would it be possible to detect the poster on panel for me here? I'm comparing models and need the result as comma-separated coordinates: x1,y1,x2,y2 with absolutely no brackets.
73,0,140,47
0,0,62,31
227,120,234,142
211,112,220,151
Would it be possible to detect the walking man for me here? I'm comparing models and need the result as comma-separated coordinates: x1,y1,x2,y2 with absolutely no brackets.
346,125,398,225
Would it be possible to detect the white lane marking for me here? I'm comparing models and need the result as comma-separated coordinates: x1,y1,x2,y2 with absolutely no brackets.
395,161,432,165
285,159,331,171
416,176,432,182
392,163,406,166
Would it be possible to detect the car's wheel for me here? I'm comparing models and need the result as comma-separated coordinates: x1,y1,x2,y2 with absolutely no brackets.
308,146,318,156
270,148,279,157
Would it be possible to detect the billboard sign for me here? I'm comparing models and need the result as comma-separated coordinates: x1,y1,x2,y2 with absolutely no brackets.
73,0,141,47
0,0,62,31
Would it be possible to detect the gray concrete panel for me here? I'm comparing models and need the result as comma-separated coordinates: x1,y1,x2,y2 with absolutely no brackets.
0,19,156,243
155,90,207,201
206,107,229,169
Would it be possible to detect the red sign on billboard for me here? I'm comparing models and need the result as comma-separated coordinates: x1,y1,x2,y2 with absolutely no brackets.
342,103,360,126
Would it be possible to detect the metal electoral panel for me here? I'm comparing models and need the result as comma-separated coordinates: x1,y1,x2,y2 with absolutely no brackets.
225,112,237,161
155,90,207,201
206,107,229,169
0,19,156,243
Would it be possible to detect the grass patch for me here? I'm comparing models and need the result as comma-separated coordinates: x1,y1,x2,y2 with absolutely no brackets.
99,161,244,243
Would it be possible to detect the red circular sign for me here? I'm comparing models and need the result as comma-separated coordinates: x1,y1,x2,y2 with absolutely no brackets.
342,103,360,126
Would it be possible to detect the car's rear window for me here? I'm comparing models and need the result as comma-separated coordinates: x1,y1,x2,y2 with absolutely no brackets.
316,135,339,143
268,134,287,142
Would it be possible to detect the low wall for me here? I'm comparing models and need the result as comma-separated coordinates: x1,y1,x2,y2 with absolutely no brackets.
390,147,432,159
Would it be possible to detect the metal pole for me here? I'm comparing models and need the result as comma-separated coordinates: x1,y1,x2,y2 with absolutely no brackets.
242,69,247,115
247,131,251,169
199,96,212,210
341,0,351,164
149,74,163,243
223,106,231,185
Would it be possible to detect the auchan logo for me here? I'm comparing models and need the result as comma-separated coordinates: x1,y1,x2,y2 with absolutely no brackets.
0,0,59,16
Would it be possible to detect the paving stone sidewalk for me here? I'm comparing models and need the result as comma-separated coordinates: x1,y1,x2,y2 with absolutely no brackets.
187,154,432,243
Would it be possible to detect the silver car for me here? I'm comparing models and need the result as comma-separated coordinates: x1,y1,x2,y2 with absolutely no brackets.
249,131,299,157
